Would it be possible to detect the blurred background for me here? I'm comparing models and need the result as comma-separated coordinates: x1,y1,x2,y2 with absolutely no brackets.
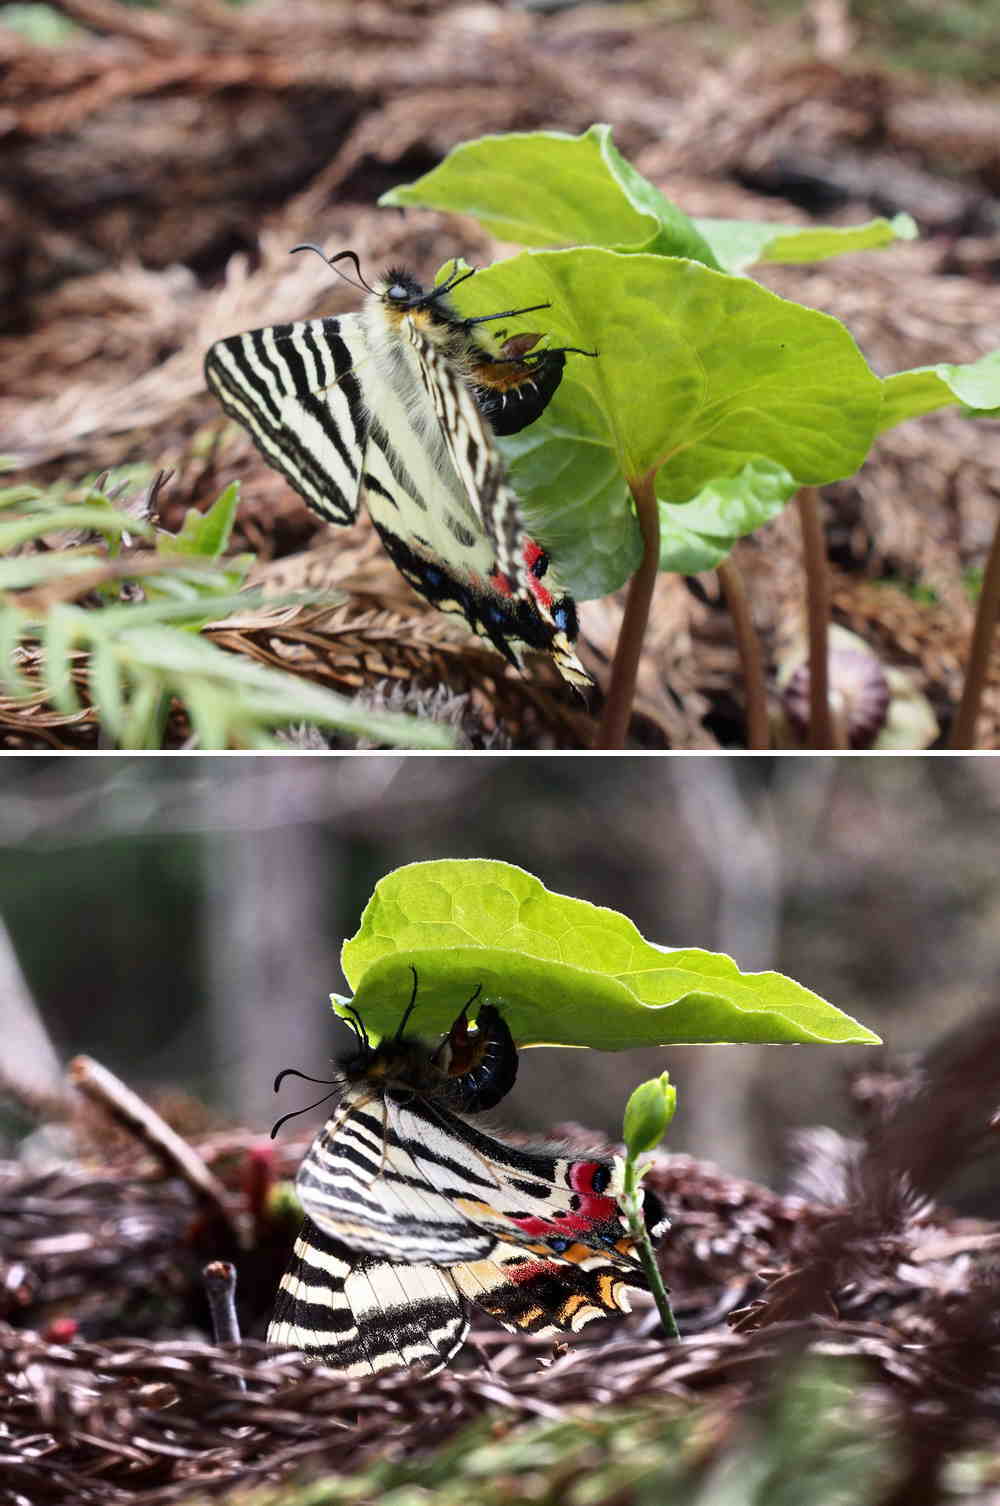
3,753,999,1194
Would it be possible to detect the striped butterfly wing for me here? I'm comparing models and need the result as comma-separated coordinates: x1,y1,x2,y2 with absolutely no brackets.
400,317,589,688
205,302,590,688
268,1217,468,1376
267,1225,638,1374
391,1092,657,1278
451,1240,641,1337
272,1059,665,1371
204,318,370,526
296,1086,657,1277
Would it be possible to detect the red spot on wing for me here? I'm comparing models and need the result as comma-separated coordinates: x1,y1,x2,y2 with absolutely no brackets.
509,1161,620,1239
508,1259,561,1284
522,538,546,571
528,576,554,610
489,570,514,598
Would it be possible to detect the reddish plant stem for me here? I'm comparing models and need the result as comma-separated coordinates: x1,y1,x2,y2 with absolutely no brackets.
596,469,660,749
717,559,769,749
949,512,1000,749
796,486,835,749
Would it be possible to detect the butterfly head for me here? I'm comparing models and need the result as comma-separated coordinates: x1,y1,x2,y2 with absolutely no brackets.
338,970,518,1113
377,264,479,342
380,269,433,310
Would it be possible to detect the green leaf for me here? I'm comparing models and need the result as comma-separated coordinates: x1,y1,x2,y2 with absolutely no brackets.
88,638,124,740
338,860,881,1048
0,506,153,554
116,627,456,750
623,1073,677,1157
0,3,81,44
0,483,43,510
161,483,240,561
0,608,32,698
41,603,85,714
381,124,720,268
445,250,880,579
499,426,640,601
879,350,1000,432
0,551,105,589
696,213,919,274
658,458,797,576
119,673,169,749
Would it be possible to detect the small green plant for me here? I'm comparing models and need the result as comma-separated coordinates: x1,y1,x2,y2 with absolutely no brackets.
382,125,1000,748
619,1071,680,1339
0,464,454,750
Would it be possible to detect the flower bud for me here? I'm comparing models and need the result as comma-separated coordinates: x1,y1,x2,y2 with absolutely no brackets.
623,1072,676,1157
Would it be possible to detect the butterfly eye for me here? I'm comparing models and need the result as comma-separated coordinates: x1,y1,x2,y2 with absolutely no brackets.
387,283,409,302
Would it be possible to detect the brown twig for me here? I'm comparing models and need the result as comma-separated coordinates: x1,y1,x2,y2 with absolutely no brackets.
596,469,660,749
795,487,836,749
717,558,769,749
948,507,1000,749
68,1054,241,1245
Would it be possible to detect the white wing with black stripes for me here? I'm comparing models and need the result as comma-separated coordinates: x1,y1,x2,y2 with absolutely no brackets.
203,264,590,687
266,995,668,1374
268,1217,469,1377
204,317,371,527
268,1083,663,1373
292,1088,498,1265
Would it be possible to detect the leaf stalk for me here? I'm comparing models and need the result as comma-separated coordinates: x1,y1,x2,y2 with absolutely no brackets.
717,558,769,748
621,1154,680,1341
596,468,660,748
796,487,838,748
949,509,1000,749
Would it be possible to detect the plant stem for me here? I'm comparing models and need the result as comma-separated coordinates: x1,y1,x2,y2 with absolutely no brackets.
623,1159,680,1341
596,469,660,749
796,486,836,749
949,512,1000,749
717,558,769,749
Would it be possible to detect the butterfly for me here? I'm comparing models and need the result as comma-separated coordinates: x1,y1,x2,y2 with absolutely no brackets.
267,973,668,1375
204,249,593,687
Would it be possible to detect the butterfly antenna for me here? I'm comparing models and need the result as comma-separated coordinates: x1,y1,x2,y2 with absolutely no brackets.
270,1064,341,1136
270,1088,340,1138
291,245,378,296
273,1066,337,1092
393,964,421,1042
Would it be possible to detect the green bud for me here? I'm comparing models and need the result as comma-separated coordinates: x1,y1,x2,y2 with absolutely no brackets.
623,1072,677,1158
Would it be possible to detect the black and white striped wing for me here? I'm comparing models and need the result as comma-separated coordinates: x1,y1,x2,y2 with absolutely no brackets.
295,1088,651,1278
205,307,589,686
401,318,516,580
401,318,589,687
204,317,370,526
294,1091,497,1265
268,1217,468,1376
